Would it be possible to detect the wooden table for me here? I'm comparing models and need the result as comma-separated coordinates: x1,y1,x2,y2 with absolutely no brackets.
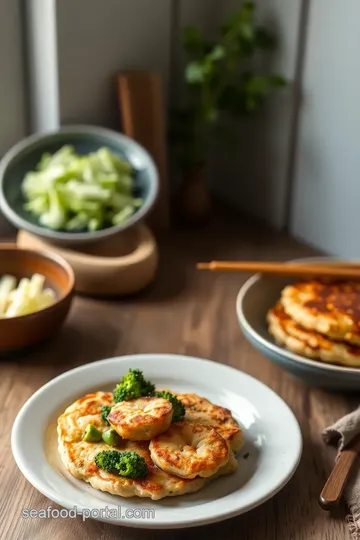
0,213,357,540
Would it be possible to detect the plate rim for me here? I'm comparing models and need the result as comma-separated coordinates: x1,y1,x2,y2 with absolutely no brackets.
11,353,303,529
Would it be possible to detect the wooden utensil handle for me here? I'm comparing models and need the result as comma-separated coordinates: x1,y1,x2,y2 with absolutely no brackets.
197,261,360,279
319,449,358,510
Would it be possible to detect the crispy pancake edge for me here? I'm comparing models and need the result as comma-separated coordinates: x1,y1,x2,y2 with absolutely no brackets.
268,303,360,367
281,281,360,345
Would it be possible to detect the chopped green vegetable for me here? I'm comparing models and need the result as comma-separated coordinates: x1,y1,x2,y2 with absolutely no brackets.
83,424,102,442
64,213,90,232
112,205,134,226
39,188,66,230
155,391,185,423
101,405,113,425
88,217,102,231
22,145,142,232
102,428,121,446
113,368,155,403
94,450,148,478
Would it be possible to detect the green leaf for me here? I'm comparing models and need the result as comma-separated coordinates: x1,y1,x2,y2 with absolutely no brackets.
222,3,258,57
240,22,254,41
177,1,287,156
269,74,288,87
185,62,205,84
183,26,204,56
244,74,287,99
224,2,255,32
185,60,213,84
245,75,272,95
207,45,226,62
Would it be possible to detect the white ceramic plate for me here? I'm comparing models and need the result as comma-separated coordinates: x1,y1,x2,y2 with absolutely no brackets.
11,354,302,529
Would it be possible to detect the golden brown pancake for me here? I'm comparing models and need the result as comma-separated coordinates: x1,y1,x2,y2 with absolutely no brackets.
174,392,244,452
149,422,230,479
281,280,360,345
58,390,242,500
268,303,360,367
108,396,173,440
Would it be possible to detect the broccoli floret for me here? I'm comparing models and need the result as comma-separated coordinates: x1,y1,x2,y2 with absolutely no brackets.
155,391,185,423
94,450,148,478
113,369,155,403
101,405,113,425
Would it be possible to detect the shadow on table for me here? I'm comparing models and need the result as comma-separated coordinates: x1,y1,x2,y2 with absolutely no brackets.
71,247,187,304
0,322,119,369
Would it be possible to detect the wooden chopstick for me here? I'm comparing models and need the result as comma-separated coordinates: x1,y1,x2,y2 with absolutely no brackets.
196,261,360,279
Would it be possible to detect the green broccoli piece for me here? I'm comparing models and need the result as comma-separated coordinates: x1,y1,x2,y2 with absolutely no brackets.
113,369,155,403
101,405,113,425
94,450,148,478
155,391,185,423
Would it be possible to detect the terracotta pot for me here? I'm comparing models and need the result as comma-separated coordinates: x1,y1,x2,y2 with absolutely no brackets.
175,165,211,224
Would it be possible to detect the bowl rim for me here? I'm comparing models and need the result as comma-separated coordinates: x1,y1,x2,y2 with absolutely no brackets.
0,245,75,323
236,268,360,375
0,125,159,241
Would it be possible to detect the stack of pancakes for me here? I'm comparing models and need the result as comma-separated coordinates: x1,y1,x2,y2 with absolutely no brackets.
267,280,360,367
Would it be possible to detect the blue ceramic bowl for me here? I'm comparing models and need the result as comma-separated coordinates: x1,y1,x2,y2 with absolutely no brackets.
0,126,159,246
236,258,360,391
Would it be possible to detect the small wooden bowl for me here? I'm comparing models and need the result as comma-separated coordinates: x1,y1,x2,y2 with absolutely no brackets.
0,244,74,352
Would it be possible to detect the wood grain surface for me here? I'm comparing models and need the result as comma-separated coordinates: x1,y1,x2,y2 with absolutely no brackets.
0,211,357,540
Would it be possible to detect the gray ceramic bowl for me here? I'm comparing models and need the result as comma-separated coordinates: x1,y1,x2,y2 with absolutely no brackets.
0,126,159,246
236,258,360,391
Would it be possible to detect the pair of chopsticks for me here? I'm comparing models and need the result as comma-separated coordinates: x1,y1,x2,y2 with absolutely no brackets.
196,261,360,280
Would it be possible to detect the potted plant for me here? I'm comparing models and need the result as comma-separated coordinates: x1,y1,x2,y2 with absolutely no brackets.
171,1,287,223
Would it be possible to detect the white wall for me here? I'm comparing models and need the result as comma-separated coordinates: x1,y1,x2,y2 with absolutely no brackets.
0,0,26,155
26,0,59,133
290,0,360,257
0,0,27,235
56,0,172,129
210,0,303,230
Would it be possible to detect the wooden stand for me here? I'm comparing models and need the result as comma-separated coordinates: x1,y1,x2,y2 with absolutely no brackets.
17,225,158,296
